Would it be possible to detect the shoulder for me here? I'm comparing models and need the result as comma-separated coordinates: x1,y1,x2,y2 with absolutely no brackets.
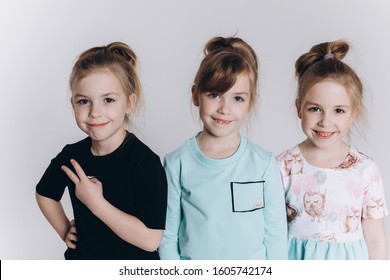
351,148,380,172
354,148,375,163
244,137,273,159
124,133,160,161
164,136,194,164
52,137,91,160
276,145,300,163
119,134,166,177
242,138,278,171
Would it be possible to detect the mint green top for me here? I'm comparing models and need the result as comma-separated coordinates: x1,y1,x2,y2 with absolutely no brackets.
159,134,288,260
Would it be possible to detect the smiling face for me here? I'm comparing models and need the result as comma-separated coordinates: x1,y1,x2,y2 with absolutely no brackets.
297,80,356,152
192,73,251,142
72,68,135,153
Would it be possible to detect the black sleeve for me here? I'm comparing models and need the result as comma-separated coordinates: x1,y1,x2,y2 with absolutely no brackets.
36,146,70,201
133,154,168,230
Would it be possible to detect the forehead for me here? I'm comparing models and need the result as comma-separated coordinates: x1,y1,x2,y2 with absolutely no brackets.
228,73,250,93
305,81,352,106
75,69,123,95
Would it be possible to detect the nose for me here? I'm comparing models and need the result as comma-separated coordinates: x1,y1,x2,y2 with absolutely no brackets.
318,112,331,127
217,98,230,115
89,103,102,118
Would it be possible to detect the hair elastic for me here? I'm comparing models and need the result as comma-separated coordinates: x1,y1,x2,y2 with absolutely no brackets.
323,53,334,60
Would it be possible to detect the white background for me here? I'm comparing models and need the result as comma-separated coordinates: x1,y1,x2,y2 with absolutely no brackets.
0,0,389,259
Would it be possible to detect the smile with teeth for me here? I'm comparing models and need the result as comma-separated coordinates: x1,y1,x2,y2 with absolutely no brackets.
212,117,231,125
315,130,335,139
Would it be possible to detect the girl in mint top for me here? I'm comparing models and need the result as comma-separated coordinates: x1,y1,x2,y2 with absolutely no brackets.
159,36,288,260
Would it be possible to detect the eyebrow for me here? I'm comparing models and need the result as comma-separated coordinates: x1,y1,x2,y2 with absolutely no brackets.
73,92,120,98
305,101,350,108
235,91,250,96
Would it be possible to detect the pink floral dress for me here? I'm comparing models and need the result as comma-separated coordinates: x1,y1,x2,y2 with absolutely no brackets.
277,145,388,259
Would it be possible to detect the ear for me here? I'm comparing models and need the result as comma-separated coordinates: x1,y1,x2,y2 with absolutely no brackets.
126,93,137,114
70,97,75,108
295,99,302,119
192,85,199,107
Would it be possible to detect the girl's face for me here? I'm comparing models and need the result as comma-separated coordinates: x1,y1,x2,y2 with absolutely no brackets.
297,80,356,151
192,73,251,141
72,69,135,151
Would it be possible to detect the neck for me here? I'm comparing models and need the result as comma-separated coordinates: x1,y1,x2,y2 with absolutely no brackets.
196,131,241,159
299,139,350,168
90,130,127,156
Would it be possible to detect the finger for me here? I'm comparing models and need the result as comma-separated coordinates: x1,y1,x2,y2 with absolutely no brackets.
69,226,77,235
68,231,78,240
69,220,77,233
65,231,78,249
68,230,77,240
89,177,101,184
69,159,88,180
61,165,80,184
66,238,77,249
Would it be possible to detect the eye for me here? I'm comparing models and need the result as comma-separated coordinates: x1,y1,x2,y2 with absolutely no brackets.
104,97,115,103
308,107,321,112
234,96,245,102
208,92,220,99
335,108,345,114
76,99,89,105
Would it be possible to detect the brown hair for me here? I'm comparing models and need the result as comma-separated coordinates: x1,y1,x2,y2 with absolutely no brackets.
69,42,143,126
295,39,366,136
193,36,259,111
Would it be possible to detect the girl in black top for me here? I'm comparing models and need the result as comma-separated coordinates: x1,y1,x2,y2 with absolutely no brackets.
36,42,167,259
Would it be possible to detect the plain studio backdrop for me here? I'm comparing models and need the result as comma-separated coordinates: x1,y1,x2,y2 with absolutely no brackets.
0,0,389,259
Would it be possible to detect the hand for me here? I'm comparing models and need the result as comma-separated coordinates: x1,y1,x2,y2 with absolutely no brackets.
65,219,77,249
61,159,104,211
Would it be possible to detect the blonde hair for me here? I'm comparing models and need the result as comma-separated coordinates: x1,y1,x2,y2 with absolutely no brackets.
295,39,367,137
193,36,259,112
69,42,143,127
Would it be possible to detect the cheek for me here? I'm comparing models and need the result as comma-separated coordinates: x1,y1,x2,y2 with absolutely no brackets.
72,108,85,121
300,115,310,127
301,113,317,124
342,119,353,130
243,103,251,114
198,100,212,113
198,105,208,117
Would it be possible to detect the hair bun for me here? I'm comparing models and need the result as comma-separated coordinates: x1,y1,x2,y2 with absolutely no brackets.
204,37,237,55
295,40,350,78
329,40,349,60
107,42,137,65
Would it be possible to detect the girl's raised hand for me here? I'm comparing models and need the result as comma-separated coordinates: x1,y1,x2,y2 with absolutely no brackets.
61,159,104,211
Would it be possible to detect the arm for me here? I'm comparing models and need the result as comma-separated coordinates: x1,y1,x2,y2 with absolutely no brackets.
262,156,288,260
61,159,162,252
362,217,388,259
158,156,182,260
92,198,163,252
35,193,77,248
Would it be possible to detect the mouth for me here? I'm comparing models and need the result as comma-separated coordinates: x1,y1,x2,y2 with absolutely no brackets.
212,117,231,125
88,121,109,128
314,130,335,139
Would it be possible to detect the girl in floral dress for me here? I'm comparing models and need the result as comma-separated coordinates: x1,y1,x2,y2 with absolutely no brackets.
277,40,388,259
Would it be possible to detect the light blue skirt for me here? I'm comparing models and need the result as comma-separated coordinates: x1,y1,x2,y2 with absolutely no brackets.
288,236,369,260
